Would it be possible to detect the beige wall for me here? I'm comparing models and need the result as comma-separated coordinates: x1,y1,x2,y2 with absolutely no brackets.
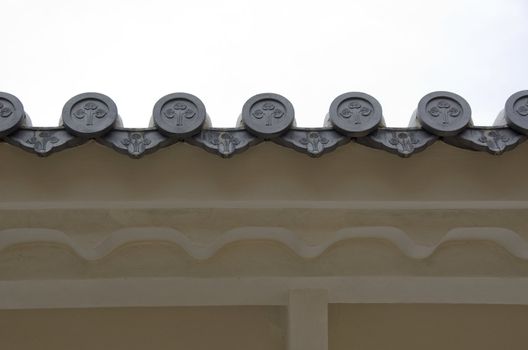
330,304,528,350
1,304,528,350
2,141,528,204
2,141,528,349
0,306,286,350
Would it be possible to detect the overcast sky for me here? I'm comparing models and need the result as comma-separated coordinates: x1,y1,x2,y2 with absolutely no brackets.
1,0,527,127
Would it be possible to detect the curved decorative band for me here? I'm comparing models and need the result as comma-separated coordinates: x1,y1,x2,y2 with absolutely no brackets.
0,226,526,261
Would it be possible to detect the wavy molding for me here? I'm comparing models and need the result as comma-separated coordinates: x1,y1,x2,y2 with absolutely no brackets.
0,226,527,261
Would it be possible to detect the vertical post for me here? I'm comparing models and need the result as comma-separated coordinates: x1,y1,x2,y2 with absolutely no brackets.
288,289,328,350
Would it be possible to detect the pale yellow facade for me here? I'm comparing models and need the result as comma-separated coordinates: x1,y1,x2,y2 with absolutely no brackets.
1,141,527,349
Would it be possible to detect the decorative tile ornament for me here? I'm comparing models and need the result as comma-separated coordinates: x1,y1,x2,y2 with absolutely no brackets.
276,129,349,157
100,129,173,158
357,128,437,157
242,93,295,139
189,129,260,158
61,93,118,137
329,92,383,137
0,92,27,137
504,90,528,135
417,91,471,136
152,93,207,138
6,128,82,156
444,127,525,155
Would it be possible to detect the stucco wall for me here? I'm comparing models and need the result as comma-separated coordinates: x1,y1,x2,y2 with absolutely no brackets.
1,140,528,349
1,304,527,350
329,304,528,350
0,306,286,350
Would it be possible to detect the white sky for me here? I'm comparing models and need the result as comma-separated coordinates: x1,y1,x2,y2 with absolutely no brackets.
1,0,527,127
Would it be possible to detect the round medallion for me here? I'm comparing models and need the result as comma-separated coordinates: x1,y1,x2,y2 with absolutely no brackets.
0,92,26,137
62,93,118,137
329,92,383,137
504,90,528,134
242,93,294,138
153,93,206,138
417,91,471,136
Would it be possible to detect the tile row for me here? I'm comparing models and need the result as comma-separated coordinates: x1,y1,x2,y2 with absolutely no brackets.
1,91,527,158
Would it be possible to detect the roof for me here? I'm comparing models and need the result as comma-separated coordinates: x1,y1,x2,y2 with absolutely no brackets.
1,90,527,158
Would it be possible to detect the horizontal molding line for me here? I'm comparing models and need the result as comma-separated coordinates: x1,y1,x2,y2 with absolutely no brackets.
1,226,528,260
2,200,528,211
1,277,528,309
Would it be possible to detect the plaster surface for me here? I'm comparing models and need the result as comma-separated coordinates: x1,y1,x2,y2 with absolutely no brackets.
1,140,528,349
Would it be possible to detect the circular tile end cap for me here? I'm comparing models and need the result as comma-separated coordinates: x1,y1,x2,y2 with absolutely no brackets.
62,93,118,138
329,92,383,137
242,93,294,139
0,92,26,137
504,90,528,134
153,93,207,138
417,91,471,136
